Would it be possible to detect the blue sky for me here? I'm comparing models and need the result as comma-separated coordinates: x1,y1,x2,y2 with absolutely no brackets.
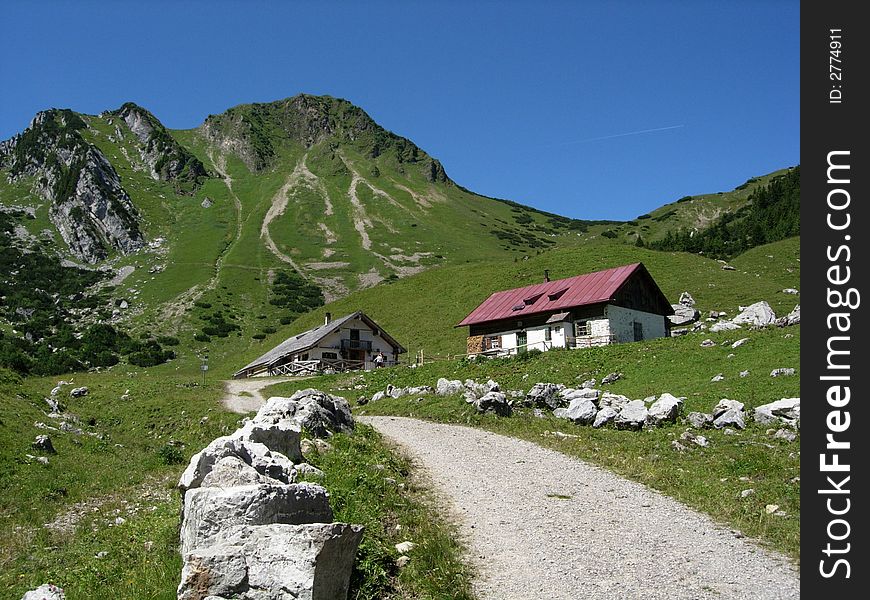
0,0,799,220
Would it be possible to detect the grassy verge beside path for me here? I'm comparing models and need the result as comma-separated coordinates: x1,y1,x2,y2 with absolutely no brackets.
1,368,474,599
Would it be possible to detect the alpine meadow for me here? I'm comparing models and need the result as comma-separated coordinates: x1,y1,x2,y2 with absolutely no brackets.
0,93,800,599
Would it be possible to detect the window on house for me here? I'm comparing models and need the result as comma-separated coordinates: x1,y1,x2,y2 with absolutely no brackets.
322,352,338,360
544,327,552,341
574,321,590,337
484,335,501,350
554,326,562,333
633,321,643,342
300,353,309,361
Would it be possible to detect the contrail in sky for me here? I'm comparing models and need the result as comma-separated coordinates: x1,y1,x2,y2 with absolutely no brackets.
553,124,685,146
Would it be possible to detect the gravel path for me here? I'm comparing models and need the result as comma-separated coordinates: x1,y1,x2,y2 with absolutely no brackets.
222,377,309,413
360,416,800,600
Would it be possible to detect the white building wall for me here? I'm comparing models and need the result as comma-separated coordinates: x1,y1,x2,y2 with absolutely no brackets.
606,305,667,342
300,318,398,362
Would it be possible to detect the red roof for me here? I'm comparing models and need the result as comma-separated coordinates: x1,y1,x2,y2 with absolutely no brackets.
457,263,644,327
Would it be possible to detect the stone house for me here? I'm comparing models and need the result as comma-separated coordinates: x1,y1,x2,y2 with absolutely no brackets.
457,263,673,356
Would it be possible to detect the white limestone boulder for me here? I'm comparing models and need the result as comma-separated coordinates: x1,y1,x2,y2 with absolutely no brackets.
180,482,333,555
178,523,364,600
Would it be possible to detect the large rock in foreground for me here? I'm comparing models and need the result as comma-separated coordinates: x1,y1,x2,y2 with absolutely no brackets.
178,523,364,600
180,483,333,555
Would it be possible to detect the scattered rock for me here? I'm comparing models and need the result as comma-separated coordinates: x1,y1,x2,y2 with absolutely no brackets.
710,321,742,333
21,584,66,600
765,504,780,514
474,391,512,416
740,489,755,498
395,555,410,568
685,412,713,429
178,437,296,494
721,264,735,271
200,456,277,489
32,435,56,454
776,304,800,327
782,288,799,295
713,409,745,430
560,387,599,403
201,197,213,208
754,398,800,427
740,370,750,378
646,393,684,427
713,399,745,417
435,378,464,396
679,291,696,306
579,378,596,389
563,398,597,425
395,541,415,554
69,386,89,398
525,383,564,409
731,338,750,348
598,392,630,411
255,389,354,438
614,400,648,430
601,372,622,385
700,339,715,348
731,301,776,328
710,373,725,382
592,406,618,428
770,368,795,377
669,304,700,326
773,429,797,442
680,430,709,448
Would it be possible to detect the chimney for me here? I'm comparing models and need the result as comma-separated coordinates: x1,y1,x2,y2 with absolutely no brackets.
324,312,332,325
544,269,550,282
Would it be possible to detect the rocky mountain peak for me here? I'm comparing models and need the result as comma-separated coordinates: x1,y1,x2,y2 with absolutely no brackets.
200,94,452,184
1,107,144,263
110,102,208,192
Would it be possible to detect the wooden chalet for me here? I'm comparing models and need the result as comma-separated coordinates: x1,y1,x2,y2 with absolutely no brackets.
457,263,673,356
233,311,406,378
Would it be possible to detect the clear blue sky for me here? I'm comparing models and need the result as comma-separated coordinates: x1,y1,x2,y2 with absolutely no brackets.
1,0,799,221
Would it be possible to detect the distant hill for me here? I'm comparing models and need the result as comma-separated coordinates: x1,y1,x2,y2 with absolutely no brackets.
649,167,799,258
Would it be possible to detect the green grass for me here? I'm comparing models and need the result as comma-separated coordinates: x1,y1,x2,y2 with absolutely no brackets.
233,236,799,372
306,425,474,600
264,324,801,562
0,368,473,599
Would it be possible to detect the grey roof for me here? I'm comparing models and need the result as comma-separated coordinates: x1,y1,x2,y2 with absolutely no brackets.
234,311,405,376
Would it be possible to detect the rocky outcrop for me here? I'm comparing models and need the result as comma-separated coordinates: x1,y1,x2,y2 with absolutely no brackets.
614,400,648,430
112,103,208,192
177,389,362,600
0,109,144,263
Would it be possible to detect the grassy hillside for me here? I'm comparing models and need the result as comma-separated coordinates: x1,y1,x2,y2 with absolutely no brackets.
228,236,800,374
582,168,794,246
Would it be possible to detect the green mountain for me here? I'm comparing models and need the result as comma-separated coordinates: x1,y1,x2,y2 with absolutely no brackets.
0,94,797,376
